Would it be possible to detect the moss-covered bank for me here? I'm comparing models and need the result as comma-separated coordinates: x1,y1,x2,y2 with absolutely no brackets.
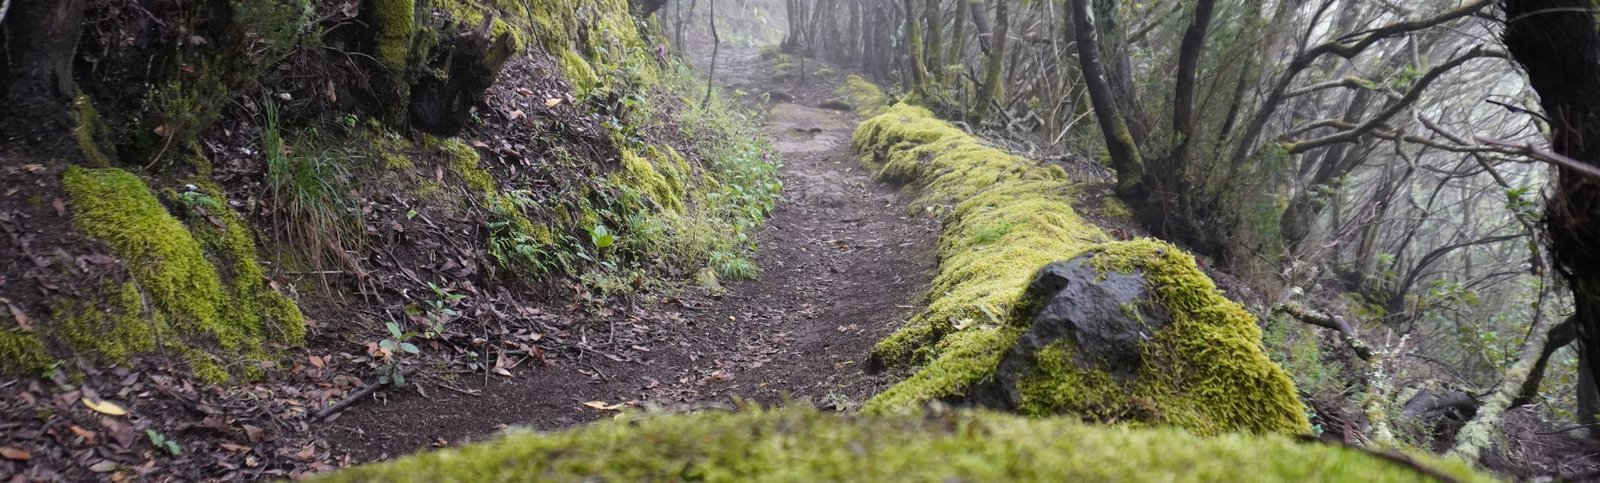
319,407,1487,482
851,102,1306,435
17,167,308,382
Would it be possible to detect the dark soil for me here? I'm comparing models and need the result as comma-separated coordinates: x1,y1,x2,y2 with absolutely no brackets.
311,48,938,461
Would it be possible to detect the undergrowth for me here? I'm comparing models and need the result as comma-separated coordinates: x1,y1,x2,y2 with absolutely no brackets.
262,101,363,274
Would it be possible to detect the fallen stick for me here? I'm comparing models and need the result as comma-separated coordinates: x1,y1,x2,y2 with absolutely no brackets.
314,368,417,421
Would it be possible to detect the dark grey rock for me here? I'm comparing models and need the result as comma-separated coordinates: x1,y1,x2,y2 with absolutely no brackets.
972,254,1170,409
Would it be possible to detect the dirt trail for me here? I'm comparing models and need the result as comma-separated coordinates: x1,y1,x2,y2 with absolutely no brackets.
318,50,937,460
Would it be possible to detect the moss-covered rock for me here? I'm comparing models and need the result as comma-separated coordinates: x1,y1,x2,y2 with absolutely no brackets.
832,75,889,117
45,166,305,382
979,241,1310,435
853,104,1106,372
318,407,1487,482
851,104,1306,436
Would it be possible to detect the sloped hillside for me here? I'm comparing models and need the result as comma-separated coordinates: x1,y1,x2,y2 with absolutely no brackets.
0,0,780,478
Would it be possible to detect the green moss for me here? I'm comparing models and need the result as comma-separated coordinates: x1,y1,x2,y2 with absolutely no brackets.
852,104,1306,436
373,0,417,73
56,167,302,382
865,327,1023,413
0,329,52,377
618,147,684,212
231,0,315,65
1100,197,1134,220
996,239,1311,435
72,93,114,167
832,75,889,117
57,282,161,365
856,104,1107,371
319,407,1490,482
436,137,497,194
557,49,599,89
191,186,308,346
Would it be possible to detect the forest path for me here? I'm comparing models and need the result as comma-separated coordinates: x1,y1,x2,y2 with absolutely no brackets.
318,49,937,460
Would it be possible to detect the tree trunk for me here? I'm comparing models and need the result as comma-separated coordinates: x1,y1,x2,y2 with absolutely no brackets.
923,0,943,83
947,0,968,77
0,0,86,151
1453,0,1600,458
902,0,929,94
1067,0,1142,196
970,0,1006,122
1092,0,1146,146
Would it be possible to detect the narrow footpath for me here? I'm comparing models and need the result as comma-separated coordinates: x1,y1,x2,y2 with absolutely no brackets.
318,50,938,460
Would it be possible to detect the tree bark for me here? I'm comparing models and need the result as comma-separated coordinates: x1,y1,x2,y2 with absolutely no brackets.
1502,0,1600,448
970,0,1006,122
0,0,85,150
1067,0,1142,196
923,0,943,83
902,0,930,94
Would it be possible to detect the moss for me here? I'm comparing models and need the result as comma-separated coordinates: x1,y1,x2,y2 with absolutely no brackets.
319,407,1490,482
618,147,684,212
436,137,497,194
0,329,52,377
231,0,316,66
557,49,600,90
1100,197,1134,220
56,167,302,382
832,75,889,117
191,186,308,346
852,104,1306,436
992,239,1310,435
72,93,114,167
372,0,417,74
856,104,1107,371
865,327,1023,413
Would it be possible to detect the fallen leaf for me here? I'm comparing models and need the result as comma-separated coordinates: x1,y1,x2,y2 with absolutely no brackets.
515,87,533,96
242,424,264,443
508,109,525,121
88,461,117,472
82,397,128,416
0,447,31,461
582,401,624,411
219,442,252,452
20,164,45,174
51,198,66,217
69,425,97,443
308,355,325,369
152,123,173,138
545,98,563,108
6,302,33,331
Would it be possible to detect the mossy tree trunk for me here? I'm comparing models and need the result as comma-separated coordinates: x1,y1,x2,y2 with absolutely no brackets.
969,0,1005,123
902,0,930,95
947,0,967,82
923,0,942,84
0,0,86,151
1066,0,1141,197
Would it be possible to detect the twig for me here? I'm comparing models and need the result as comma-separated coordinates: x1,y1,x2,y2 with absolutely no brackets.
1273,301,1373,360
1475,136,1600,180
313,368,417,421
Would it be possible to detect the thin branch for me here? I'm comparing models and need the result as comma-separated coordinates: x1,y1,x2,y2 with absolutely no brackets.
1476,136,1600,181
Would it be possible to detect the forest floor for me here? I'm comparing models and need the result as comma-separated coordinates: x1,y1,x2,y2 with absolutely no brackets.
313,48,939,461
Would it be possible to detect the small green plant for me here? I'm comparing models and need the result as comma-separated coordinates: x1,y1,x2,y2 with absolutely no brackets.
590,223,616,249
146,429,181,456
377,320,420,386
420,282,466,339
